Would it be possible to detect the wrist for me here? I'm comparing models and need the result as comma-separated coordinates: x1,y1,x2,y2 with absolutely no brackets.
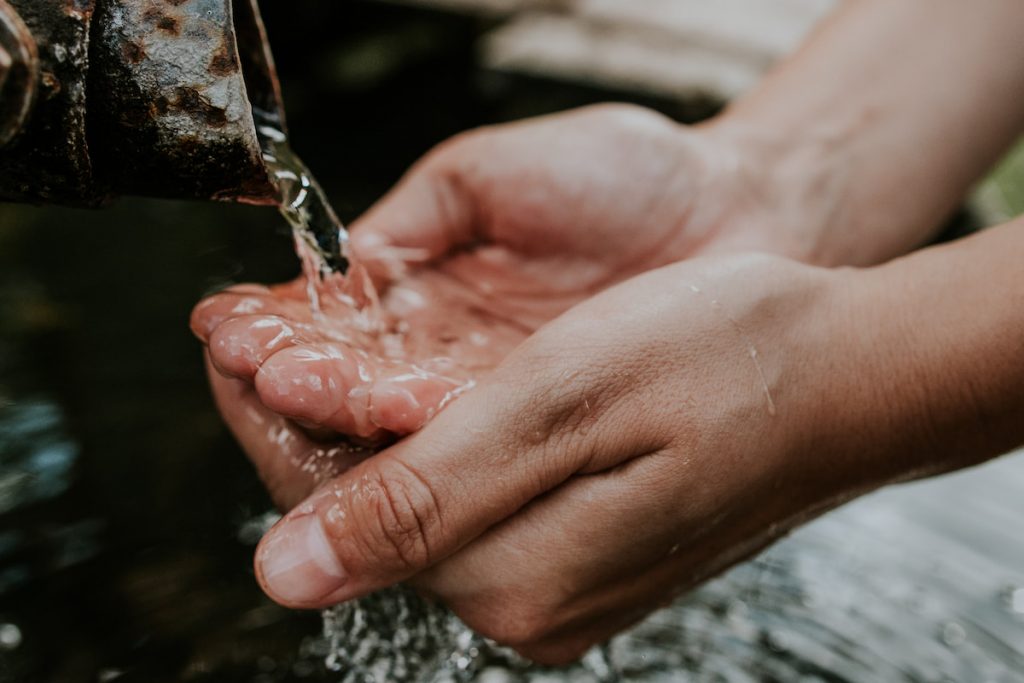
696,113,870,267
755,258,965,510
796,222,1024,500
797,264,940,492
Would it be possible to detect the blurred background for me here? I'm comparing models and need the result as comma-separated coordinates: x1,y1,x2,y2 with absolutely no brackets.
0,1,1023,681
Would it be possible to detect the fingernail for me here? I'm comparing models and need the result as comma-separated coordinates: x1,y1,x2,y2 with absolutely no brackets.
257,512,346,606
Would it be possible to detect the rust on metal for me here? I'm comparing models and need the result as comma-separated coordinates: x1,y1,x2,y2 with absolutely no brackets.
0,0,286,206
0,0,93,203
89,0,280,203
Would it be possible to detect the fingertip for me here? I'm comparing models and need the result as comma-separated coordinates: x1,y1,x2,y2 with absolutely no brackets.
207,321,256,380
189,285,279,342
255,509,350,609
207,350,238,380
369,372,465,435
368,381,427,436
207,315,303,381
190,297,222,343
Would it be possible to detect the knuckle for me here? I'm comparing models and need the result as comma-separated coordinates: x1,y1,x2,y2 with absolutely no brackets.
189,294,232,338
351,463,441,573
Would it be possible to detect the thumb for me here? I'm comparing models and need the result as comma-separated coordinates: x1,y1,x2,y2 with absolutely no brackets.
251,362,592,609
349,140,480,282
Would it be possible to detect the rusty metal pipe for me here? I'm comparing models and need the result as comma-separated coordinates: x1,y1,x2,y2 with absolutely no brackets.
0,0,285,207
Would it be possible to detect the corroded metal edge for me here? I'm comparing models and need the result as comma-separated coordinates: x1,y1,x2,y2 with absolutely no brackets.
0,0,285,206
88,0,278,204
0,0,97,205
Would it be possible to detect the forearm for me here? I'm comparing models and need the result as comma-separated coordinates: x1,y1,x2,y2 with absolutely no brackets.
820,218,1024,495
707,0,1024,266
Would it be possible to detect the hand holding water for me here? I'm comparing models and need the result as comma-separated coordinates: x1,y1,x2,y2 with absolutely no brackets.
192,103,821,507
193,0,1024,660
199,217,1024,665
238,253,883,664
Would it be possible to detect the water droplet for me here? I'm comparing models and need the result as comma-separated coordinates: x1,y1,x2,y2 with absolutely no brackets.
582,644,617,680
726,598,749,620
940,621,967,648
0,623,21,650
765,628,791,653
1000,585,1024,614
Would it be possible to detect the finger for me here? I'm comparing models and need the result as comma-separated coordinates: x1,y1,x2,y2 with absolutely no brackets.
191,284,305,343
207,356,369,510
417,454,685,640
253,341,467,439
416,447,782,649
207,314,312,380
367,365,468,435
348,141,479,283
250,346,632,609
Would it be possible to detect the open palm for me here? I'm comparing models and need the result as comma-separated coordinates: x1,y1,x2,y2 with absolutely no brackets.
192,104,779,507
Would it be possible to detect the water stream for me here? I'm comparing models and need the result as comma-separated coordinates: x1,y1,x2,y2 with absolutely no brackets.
259,126,351,282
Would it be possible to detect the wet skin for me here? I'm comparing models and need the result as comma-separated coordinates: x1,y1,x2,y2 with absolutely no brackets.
191,43,1024,659
191,105,825,657
192,105,784,459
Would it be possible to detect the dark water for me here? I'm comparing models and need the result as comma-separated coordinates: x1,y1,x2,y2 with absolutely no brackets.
1,2,1022,681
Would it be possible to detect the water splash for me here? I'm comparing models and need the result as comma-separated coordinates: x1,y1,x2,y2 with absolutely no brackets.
316,590,618,683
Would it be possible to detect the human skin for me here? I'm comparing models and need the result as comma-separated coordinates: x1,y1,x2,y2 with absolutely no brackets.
191,0,1024,664
238,222,1024,664
192,103,761,448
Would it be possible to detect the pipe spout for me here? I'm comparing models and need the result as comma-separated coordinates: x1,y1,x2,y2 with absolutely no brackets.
0,0,286,207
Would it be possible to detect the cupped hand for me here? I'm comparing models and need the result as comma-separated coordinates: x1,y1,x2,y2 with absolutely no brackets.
192,104,811,468
190,104,865,657
240,253,910,664
344,102,798,311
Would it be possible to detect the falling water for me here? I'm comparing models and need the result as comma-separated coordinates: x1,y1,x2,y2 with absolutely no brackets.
259,125,350,281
